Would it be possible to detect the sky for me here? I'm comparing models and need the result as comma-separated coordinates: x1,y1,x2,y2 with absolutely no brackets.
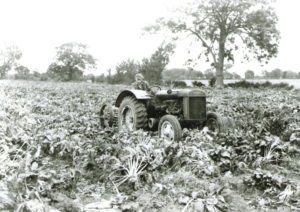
0,0,299,76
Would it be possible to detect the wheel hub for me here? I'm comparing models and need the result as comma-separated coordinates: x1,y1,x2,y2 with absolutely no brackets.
122,106,134,131
161,121,175,141
207,118,219,133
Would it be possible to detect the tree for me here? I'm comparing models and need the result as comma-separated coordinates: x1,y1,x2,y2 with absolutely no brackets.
15,65,30,80
224,71,233,79
47,43,96,81
145,0,280,87
94,74,106,83
223,64,234,79
262,70,270,79
204,69,214,79
187,67,204,79
233,72,241,79
84,74,96,82
282,70,298,79
269,68,282,79
245,70,255,79
113,59,139,84
139,43,175,83
106,68,113,84
195,70,204,79
32,71,48,81
162,68,204,80
162,68,186,80
0,46,22,78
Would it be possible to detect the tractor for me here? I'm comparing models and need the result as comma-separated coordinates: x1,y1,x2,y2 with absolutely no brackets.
100,87,234,141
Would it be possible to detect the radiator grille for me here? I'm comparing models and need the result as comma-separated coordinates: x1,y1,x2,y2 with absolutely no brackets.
189,97,206,119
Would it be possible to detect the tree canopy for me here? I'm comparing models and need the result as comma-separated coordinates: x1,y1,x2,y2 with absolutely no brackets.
245,70,255,79
111,59,140,84
139,43,175,83
15,65,31,80
108,43,174,84
0,46,22,79
145,0,280,87
162,68,204,81
47,43,96,81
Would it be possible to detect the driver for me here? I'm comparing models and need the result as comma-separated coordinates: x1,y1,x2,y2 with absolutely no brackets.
132,73,152,92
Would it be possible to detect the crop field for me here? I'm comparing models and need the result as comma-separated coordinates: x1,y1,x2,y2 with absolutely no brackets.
0,80,300,211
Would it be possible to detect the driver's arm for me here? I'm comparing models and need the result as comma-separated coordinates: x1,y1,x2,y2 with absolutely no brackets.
143,81,157,95
144,81,150,91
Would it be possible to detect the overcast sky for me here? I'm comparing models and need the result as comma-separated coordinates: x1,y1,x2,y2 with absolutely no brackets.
0,0,299,75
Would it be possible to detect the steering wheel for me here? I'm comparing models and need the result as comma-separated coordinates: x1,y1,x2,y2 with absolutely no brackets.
150,85,161,90
150,85,161,93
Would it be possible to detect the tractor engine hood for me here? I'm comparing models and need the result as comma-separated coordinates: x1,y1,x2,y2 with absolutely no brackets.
155,89,206,100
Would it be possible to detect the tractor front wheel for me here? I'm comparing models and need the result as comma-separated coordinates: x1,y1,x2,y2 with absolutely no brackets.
158,115,182,141
205,112,227,134
118,97,147,132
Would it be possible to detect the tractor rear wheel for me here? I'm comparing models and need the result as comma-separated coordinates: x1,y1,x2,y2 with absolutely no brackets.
158,115,182,141
118,97,147,132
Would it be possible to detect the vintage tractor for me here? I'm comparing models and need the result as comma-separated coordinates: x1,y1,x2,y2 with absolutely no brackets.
100,87,234,141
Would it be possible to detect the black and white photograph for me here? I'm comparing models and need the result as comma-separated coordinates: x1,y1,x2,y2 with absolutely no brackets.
0,0,300,211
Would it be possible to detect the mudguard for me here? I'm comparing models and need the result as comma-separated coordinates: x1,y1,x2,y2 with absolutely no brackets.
115,89,151,107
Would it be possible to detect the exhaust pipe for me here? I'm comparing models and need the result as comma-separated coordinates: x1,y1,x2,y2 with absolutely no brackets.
148,118,159,129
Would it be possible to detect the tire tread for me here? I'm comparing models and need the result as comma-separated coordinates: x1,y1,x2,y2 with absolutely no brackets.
118,96,147,130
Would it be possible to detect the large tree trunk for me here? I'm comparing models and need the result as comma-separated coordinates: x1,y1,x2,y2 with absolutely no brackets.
216,33,226,88
216,68,224,88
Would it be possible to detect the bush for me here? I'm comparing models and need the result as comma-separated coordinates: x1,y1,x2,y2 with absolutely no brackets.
164,80,188,88
39,73,49,81
175,81,188,88
192,80,205,87
209,77,217,87
226,80,294,90
95,75,105,83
